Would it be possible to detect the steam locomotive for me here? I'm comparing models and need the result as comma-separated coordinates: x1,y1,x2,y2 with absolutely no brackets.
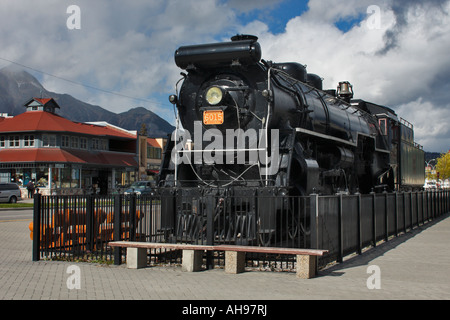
157,35,425,244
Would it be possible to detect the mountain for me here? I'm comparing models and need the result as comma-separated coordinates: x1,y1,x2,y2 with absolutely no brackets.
0,65,174,137
425,152,443,162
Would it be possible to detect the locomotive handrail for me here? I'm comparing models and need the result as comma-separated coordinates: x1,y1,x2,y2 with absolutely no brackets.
174,148,266,153
155,178,278,188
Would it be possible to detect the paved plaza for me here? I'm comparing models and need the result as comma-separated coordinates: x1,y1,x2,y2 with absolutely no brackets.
1,206,449,305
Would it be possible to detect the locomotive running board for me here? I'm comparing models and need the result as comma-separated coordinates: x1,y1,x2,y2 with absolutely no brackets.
295,127,390,154
295,127,357,147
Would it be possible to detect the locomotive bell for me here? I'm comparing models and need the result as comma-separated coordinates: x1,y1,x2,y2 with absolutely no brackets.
337,81,354,102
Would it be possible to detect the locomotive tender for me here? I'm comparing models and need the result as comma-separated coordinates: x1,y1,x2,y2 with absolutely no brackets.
158,35,425,244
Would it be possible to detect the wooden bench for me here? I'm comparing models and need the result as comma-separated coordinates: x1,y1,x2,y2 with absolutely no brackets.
107,241,328,279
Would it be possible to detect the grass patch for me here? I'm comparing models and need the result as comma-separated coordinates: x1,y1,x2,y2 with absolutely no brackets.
0,202,34,209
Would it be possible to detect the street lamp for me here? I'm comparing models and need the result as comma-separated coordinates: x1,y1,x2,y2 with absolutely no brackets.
425,159,436,180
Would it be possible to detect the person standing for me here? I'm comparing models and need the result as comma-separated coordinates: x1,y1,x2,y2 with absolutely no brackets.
26,180,35,198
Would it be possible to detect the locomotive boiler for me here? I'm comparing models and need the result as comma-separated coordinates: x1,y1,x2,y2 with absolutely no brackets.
157,35,424,245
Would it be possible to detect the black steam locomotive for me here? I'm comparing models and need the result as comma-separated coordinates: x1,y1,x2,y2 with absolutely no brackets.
157,35,424,244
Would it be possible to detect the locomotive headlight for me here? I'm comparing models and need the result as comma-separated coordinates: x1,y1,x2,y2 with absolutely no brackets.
205,86,223,105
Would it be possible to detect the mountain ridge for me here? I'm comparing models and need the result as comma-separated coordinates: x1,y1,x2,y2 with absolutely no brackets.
0,65,174,138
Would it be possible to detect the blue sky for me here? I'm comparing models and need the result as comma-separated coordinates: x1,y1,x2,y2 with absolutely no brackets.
0,0,450,152
236,0,308,34
236,0,363,34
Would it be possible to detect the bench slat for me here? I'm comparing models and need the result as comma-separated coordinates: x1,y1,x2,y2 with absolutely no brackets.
108,241,215,251
214,245,328,256
108,241,327,256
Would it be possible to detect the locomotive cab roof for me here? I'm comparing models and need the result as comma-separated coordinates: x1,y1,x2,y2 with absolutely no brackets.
351,99,398,120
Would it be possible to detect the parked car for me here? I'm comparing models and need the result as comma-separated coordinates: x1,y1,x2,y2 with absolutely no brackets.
124,181,154,196
0,183,22,203
424,180,437,190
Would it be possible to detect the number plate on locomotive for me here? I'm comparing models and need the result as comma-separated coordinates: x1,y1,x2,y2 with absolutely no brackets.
203,110,224,125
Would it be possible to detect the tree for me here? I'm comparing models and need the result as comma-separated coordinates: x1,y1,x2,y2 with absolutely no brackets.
435,152,450,180
139,123,148,136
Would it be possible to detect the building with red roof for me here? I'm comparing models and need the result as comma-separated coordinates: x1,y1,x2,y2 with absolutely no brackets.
0,98,142,196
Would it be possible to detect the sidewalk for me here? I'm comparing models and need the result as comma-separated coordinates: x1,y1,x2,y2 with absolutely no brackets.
1,211,449,301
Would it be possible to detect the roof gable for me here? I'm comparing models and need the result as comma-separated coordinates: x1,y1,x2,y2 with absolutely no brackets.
0,111,136,139
24,98,60,109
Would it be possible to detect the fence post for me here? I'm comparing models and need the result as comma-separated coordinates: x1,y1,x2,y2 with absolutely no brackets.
337,194,343,263
433,191,436,219
205,193,214,246
384,191,388,242
415,192,419,227
371,191,376,247
205,192,215,270
32,193,42,261
410,192,413,229
309,193,319,250
130,194,137,241
357,192,362,255
394,192,398,237
85,194,93,252
113,194,122,265
403,192,407,233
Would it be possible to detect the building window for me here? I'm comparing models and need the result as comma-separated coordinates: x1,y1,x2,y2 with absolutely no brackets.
24,135,35,147
101,139,107,150
9,135,20,148
0,136,5,148
92,138,107,150
70,136,79,149
80,137,87,149
148,146,161,159
43,134,57,147
62,135,70,147
92,138,98,150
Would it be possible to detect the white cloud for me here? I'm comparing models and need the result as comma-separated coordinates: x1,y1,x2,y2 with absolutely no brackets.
1,0,449,152
238,0,450,152
397,98,450,152
0,0,240,118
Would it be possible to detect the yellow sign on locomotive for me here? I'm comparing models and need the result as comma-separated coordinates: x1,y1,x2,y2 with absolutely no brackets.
203,110,224,125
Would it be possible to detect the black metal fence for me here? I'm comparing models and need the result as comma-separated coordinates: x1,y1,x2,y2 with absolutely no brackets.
310,191,449,265
31,194,165,263
32,190,450,270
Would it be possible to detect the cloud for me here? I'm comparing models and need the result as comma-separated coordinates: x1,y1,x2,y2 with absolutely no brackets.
236,0,450,152
397,98,450,153
0,0,240,120
0,0,449,152
225,0,283,13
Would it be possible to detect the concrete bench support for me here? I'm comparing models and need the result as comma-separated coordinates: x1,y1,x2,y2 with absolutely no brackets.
108,242,327,279
223,250,317,279
127,247,147,269
182,249,203,272
224,251,246,274
296,254,317,279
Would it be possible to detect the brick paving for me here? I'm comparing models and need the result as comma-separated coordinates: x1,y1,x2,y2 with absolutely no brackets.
1,209,449,302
